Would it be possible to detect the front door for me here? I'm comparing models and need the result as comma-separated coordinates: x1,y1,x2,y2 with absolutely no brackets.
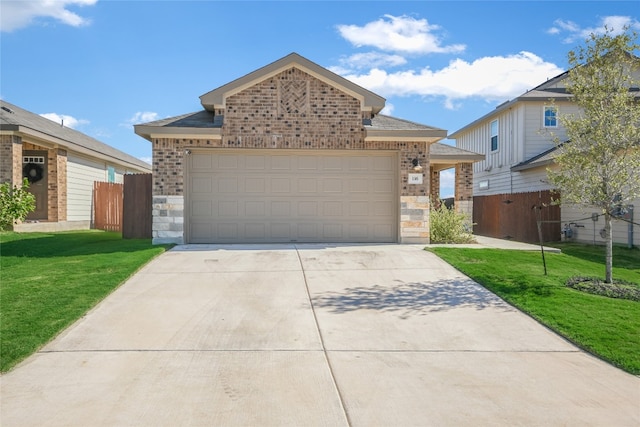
23,151,48,220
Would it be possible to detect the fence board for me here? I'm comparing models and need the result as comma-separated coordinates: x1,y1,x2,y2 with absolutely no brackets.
93,182,123,232
473,190,561,243
123,173,152,239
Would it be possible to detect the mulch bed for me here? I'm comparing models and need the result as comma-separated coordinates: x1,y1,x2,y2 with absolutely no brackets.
566,276,640,302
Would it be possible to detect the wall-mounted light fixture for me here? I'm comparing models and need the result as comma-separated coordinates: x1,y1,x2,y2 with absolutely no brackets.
185,149,192,155
411,158,423,172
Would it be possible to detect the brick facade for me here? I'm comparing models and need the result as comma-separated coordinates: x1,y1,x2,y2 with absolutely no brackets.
150,65,435,244
0,134,23,185
455,162,474,221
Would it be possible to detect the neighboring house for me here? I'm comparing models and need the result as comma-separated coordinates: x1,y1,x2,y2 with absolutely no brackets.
0,100,151,231
449,66,639,246
135,53,483,245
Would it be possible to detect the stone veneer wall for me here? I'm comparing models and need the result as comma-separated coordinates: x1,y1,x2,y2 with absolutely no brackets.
151,68,432,244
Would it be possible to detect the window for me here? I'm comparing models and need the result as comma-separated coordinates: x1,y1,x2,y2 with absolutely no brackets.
490,120,498,151
107,166,115,183
544,106,557,127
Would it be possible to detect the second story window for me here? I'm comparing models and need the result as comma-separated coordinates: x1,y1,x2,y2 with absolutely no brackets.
490,119,498,151
544,106,558,127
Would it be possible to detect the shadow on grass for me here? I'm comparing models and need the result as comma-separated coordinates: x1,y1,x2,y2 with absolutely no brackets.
311,278,512,318
0,231,159,258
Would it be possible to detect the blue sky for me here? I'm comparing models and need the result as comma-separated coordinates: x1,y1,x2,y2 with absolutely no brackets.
1,1,639,196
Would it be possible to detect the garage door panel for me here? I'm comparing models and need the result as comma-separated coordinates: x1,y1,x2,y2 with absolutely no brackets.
245,201,266,217
245,178,265,192
218,223,239,239
271,178,291,193
298,201,318,216
219,201,238,216
323,201,343,216
246,155,265,170
218,177,238,193
188,150,397,243
323,224,343,239
271,201,291,216
192,201,212,216
217,154,239,169
298,156,318,170
323,157,343,171
272,156,291,170
373,156,394,171
297,178,317,193
323,179,342,193
245,223,266,239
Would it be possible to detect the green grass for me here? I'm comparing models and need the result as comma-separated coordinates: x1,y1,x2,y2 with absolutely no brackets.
429,243,640,374
0,231,170,372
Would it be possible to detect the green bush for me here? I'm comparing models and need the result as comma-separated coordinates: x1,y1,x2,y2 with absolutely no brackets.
430,201,475,244
0,178,36,231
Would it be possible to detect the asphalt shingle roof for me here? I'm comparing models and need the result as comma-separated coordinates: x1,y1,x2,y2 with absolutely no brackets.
1,100,150,171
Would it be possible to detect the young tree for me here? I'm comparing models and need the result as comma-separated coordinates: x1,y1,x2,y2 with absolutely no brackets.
548,28,640,283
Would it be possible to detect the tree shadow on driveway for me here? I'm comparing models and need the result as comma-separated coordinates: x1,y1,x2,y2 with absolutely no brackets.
311,278,512,318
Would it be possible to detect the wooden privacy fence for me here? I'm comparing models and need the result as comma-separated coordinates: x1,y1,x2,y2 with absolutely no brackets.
93,174,152,238
122,173,152,239
473,190,561,243
93,182,123,232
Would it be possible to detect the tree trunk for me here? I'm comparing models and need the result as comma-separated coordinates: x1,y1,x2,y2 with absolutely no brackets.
605,213,613,283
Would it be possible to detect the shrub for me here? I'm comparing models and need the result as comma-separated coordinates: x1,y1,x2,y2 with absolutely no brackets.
430,201,475,244
0,178,36,231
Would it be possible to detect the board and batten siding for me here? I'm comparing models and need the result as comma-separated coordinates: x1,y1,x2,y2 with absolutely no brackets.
67,154,125,221
522,101,578,160
562,198,639,247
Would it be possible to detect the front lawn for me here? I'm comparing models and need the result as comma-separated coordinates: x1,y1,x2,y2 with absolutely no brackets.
0,231,170,372
429,243,640,374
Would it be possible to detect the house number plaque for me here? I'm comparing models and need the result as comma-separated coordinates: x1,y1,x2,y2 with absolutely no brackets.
408,173,423,184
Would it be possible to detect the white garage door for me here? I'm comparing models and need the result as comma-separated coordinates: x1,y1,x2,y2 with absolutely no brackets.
187,149,397,243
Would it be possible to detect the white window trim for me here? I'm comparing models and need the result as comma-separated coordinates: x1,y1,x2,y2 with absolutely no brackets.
490,119,499,152
543,105,558,128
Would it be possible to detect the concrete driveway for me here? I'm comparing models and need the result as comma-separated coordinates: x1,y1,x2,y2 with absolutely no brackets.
1,244,638,426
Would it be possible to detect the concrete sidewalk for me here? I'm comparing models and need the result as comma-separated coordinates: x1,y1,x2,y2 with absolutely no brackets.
1,244,638,426
429,235,562,252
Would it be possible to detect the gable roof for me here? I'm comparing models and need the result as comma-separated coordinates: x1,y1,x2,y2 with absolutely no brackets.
1,100,151,171
448,74,572,139
449,53,640,140
365,114,447,142
200,52,386,114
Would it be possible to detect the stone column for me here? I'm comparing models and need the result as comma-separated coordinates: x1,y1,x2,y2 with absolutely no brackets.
400,142,430,244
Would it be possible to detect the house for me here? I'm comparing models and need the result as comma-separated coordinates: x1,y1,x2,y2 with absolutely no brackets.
0,100,151,231
449,66,639,247
134,53,483,245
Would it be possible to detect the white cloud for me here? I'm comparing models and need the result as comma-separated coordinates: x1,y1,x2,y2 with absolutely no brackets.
380,102,394,116
0,0,98,32
127,111,159,125
40,113,88,129
337,14,465,55
548,15,640,43
338,52,564,109
338,52,407,70
139,157,152,165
